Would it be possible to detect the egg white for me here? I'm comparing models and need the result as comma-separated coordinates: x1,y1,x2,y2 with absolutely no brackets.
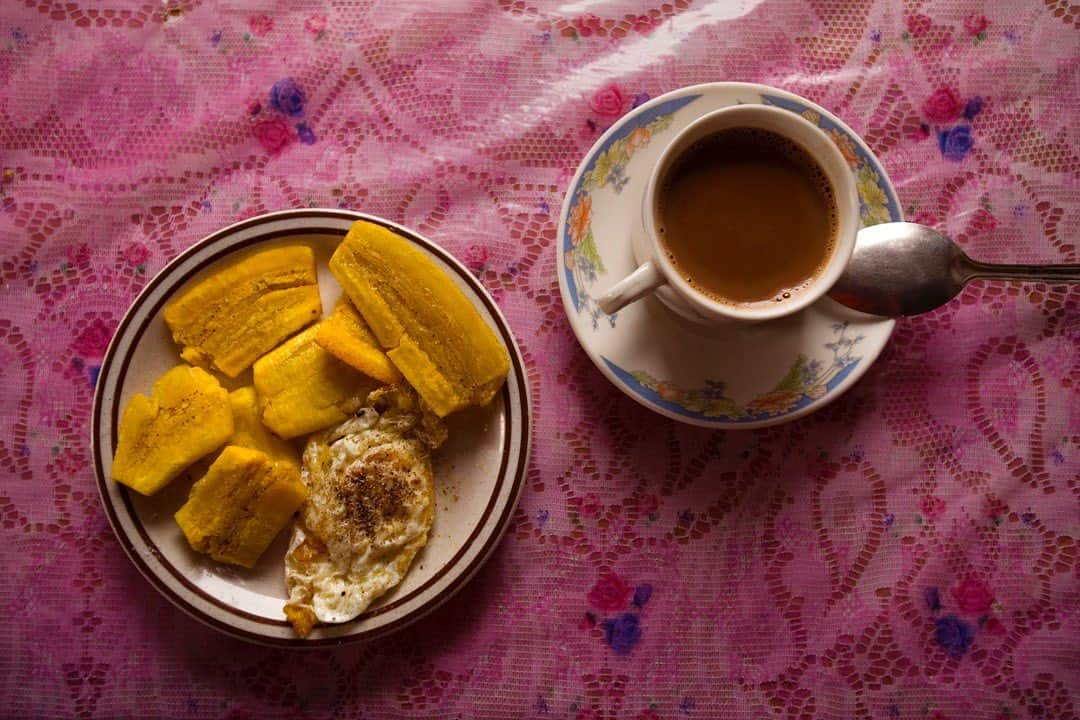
284,405,434,625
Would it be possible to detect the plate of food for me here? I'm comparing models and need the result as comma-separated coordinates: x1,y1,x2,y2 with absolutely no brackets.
91,209,530,646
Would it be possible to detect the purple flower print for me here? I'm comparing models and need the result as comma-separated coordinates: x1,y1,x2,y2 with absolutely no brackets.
270,78,307,116
296,123,317,145
935,615,975,657
938,125,974,161
924,586,941,612
963,96,984,120
602,613,642,655
632,583,653,608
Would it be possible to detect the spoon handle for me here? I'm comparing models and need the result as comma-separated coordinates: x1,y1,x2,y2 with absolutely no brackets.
964,261,1080,283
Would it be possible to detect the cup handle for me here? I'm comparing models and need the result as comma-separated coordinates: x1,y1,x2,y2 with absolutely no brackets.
598,261,664,314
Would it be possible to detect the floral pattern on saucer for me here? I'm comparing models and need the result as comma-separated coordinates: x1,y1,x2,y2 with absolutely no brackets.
562,94,700,328
603,321,864,422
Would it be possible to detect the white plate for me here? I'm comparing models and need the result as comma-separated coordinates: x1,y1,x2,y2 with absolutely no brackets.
557,82,899,428
91,209,530,646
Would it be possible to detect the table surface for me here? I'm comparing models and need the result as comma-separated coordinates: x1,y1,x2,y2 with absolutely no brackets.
1,1,1077,718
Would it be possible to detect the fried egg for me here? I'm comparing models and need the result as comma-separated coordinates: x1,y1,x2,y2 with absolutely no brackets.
283,387,443,636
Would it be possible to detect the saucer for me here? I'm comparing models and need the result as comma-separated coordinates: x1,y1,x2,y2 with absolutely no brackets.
556,83,899,429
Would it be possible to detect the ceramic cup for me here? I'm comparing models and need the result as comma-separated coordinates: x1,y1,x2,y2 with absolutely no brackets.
597,104,860,323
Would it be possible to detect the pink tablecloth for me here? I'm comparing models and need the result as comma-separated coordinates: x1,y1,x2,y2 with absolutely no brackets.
1,1,1077,718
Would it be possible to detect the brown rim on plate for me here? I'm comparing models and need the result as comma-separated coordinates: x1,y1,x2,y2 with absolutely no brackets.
91,210,531,647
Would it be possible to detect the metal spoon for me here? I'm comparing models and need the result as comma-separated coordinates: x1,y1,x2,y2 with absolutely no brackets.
827,222,1080,317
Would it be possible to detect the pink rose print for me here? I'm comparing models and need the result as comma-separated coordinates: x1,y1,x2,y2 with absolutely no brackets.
951,576,994,615
963,14,989,36
906,14,932,38
73,318,116,359
587,572,633,612
65,243,90,268
53,447,86,475
984,617,1006,635
248,14,274,37
589,84,626,118
968,208,998,234
912,211,938,226
578,493,602,517
304,15,328,35
463,244,488,271
638,493,659,516
920,495,946,520
923,87,963,122
253,118,292,155
122,243,149,266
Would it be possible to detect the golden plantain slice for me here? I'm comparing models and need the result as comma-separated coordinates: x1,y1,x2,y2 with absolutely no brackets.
314,298,402,384
112,364,233,495
253,324,381,439
328,221,509,417
163,245,322,378
175,445,307,569
228,386,300,468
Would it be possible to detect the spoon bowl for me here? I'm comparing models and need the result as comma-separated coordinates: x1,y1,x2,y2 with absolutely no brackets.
828,222,1080,317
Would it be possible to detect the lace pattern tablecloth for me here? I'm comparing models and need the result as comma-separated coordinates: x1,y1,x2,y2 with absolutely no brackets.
1,1,1077,718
